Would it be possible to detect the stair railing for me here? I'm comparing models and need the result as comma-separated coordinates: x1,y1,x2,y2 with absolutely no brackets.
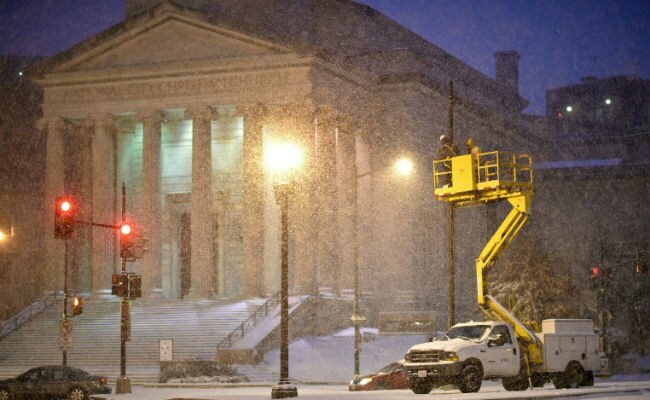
1,293,57,338
216,292,280,350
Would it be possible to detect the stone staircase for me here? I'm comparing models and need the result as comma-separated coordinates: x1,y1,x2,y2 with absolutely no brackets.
0,296,260,382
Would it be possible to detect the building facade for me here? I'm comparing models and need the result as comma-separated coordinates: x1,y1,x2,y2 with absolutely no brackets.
24,0,539,326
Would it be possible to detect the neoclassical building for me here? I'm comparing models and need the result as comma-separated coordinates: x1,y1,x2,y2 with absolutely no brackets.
29,0,537,323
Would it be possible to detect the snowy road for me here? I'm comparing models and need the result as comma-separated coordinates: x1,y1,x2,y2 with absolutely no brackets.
92,379,650,400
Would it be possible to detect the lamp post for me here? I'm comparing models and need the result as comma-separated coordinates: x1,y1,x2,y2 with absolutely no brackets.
266,142,302,399
352,155,413,377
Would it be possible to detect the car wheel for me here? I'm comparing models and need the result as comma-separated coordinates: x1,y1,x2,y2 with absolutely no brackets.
459,364,483,393
409,378,432,394
68,387,87,400
0,388,12,400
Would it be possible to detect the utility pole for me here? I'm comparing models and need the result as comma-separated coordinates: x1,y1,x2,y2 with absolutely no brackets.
62,241,69,365
447,80,456,328
116,183,132,394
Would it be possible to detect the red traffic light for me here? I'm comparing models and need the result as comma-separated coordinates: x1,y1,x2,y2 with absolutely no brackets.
54,196,76,240
60,200,72,212
590,266,600,277
119,222,136,259
120,223,132,235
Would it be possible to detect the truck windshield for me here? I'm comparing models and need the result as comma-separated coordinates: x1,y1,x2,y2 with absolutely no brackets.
446,325,490,340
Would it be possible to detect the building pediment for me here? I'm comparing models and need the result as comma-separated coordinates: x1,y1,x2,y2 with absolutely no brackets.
38,2,292,75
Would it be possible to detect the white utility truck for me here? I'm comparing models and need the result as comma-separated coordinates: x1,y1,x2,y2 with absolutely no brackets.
403,152,607,394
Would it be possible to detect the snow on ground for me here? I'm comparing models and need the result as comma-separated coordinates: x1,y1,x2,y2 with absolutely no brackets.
95,383,650,400
263,327,427,382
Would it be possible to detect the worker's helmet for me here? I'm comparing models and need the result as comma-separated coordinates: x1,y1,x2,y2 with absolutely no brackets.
439,134,449,143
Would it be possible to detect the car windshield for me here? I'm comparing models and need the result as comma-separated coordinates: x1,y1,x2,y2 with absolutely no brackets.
446,325,490,340
377,362,400,373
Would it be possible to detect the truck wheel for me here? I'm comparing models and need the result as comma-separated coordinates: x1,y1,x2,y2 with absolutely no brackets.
564,362,585,388
581,371,594,386
553,362,584,389
552,374,568,389
459,364,483,393
410,378,432,394
502,375,529,391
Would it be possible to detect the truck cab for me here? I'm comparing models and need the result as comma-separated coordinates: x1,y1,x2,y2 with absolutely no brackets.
404,321,520,394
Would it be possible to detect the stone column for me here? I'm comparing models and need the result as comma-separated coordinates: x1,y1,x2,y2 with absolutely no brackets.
138,111,163,297
315,114,339,293
335,121,356,292
41,117,66,293
91,114,116,296
73,122,94,294
241,104,266,298
186,106,215,299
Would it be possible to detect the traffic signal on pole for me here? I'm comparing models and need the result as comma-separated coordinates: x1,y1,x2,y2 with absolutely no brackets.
636,248,647,275
71,297,83,316
127,273,142,299
589,266,603,290
112,273,128,297
54,196,76,239
119,222,135,259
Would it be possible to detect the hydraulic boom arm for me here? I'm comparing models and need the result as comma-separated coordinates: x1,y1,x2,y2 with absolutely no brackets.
433,151,542,366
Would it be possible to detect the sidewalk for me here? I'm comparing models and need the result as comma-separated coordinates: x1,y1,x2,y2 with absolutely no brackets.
90,380,650,400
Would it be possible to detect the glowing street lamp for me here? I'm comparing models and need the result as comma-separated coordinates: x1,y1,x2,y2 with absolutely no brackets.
264,142,303,184
266,141,302,399
393,156,414,177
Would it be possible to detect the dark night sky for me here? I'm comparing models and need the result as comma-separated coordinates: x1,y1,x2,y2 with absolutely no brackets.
0,0,648,116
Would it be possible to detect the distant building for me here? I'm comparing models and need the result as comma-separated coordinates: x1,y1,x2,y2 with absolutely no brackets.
534,75,649,334
4,0,543,327
547,75,648,137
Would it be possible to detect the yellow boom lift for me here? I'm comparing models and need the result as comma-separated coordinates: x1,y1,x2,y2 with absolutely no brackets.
433,151,544,373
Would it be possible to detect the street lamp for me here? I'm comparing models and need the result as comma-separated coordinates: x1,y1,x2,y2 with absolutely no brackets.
266,141,302,399
352,155,414,377
393,156,414,178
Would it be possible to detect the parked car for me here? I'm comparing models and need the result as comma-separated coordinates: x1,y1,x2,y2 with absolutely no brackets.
0,365,111,400
349,361,410,391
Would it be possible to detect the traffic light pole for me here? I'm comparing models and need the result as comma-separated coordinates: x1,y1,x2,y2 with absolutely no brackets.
53,187,137,394
117,257,131,393
116,183,132,395
62,240,69,366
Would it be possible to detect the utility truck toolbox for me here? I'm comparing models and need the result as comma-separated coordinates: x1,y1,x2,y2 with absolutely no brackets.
538,319,601,373
542,319,594,333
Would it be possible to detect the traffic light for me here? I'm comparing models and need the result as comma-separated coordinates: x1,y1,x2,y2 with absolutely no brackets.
127,273,142,299
111,273,128,297
71,296,83,316
119,222,135,259
54,196,76,239
636,248,647,275
589,266,603,290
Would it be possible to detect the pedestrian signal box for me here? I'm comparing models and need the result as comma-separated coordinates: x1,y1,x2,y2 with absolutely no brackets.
112,273,142,299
